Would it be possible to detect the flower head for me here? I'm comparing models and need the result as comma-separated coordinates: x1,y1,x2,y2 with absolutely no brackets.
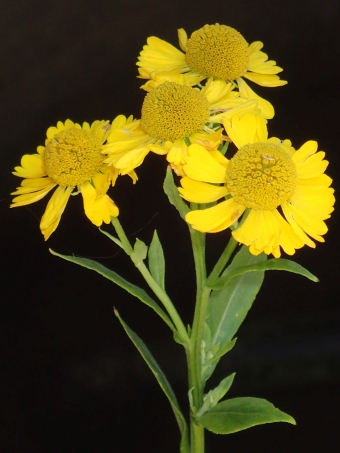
104,79,260,176
137,24,287,119
179,114,335,258
11,119,136,240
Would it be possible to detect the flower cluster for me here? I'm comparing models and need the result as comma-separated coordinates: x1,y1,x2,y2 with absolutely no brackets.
11,23,334,256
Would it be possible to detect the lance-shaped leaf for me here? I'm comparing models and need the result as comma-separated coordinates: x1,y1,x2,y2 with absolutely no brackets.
148,230,165,290
198,397,296,434
206,246,267,352
163,166,190,219
209,258,318,290
197,373,236,418
99,227,123,248
114,310,189,453
49,250,175,334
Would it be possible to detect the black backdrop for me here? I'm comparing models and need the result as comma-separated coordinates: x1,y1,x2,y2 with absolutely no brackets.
1,1,339,452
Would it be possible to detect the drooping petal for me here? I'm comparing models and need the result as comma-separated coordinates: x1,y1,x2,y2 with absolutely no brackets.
179,177,228,203
224,113,256,148
282,200,330,243
289,179,335,219
201,78,239,110
185,198,245,233
12,153,46,178
11,178,56,207
183,144,227,183
40,185,73,240
166,140,188,167
140,71,204,91
243,71,287,87
247,42,285,76
236,77,275,119
293,143,329,179
233,209,303,258
81,181,119,226
177,28,188,52
137,36,188,75
108,146,151,174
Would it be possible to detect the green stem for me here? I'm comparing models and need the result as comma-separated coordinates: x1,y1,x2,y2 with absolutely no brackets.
207,236,238,286
111,217,189,346
186,222,209,453
190,421,205,453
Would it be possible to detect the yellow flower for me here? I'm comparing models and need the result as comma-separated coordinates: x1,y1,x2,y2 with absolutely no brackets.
179,114,335,258
11,119,136,240
103,79,260,176
137,24,287,119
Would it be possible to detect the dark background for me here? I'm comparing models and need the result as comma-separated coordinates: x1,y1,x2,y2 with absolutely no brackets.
1,1,339,452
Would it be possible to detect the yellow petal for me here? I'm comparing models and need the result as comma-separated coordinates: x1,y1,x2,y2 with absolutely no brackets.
233,209,303,257
177,28,188,52
292,140,318,163
179,177,228,203
243,71,287,87
184,144,227,183
111,147,151,174
91,169,111,196
127,170,138,184
137,36,187,74
201,78,239,110
223,113,262,149
40,186,73,240
185,199,245,233
248,41,264,55
11,180,56,207
283,199,330,240
290,185,335,219
236,77,275,119
81,181,119,226
12,153,46,179
166,140,188,166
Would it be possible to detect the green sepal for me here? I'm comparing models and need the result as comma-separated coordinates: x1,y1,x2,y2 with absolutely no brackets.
130,238,148,266
49,249,176,334
196,373,236,418
148,230,166,290
163,166,190,220
198,397,296,434
114,309,190,453
209,257,318,290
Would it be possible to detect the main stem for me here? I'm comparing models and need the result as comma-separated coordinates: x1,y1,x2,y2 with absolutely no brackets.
187,227,210,453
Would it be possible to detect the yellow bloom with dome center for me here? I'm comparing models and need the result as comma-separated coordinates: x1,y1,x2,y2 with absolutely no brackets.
179,114,335,258
11,120,136,240
104,78,260,176
137,24,287,119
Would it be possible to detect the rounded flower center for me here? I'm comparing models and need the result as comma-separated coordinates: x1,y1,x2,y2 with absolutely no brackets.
44,128,104,187
185,24,249,81
226,143,297,210
141,82,210,142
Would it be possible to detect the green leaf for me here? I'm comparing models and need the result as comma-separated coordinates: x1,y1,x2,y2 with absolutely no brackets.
114,310,189,453
130,238,148,266
163,166,190,219
206,246,266,351
49,250,176,334
210,258,318,290
201,338,237,382
148,230,165,290
198,397,296,434
197,373,236,417
98,227,123,248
